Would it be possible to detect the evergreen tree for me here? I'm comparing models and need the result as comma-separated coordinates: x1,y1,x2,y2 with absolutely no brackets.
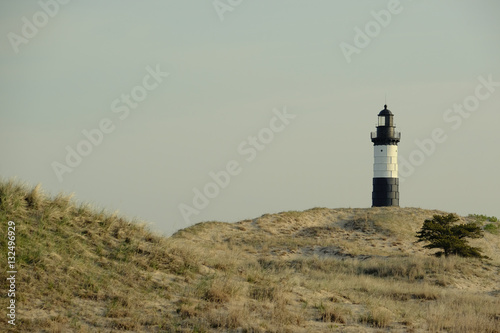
416,213,487,258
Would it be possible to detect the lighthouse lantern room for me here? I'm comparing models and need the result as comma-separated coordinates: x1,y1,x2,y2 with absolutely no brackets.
371,105,401,207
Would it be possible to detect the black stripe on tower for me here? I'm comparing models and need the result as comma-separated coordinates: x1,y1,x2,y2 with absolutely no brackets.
372,178,399,207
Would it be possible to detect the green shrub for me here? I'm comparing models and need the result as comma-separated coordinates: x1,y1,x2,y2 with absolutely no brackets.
484,223,500,235
468,214,498,223
416,214,487,258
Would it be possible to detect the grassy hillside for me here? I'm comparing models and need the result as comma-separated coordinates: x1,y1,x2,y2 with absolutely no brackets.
1,180,499,332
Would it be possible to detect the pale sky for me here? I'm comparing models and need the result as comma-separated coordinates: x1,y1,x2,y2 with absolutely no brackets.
1,0,499,235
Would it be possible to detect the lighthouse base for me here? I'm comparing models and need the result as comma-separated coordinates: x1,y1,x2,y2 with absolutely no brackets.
372,178,399,207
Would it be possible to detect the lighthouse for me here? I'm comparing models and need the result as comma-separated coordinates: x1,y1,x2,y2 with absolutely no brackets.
371,105,401,207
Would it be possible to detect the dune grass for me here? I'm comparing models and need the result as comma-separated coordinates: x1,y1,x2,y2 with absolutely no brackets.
0,179,499,332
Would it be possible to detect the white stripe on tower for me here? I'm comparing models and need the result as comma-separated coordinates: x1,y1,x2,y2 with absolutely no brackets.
373,145,398,178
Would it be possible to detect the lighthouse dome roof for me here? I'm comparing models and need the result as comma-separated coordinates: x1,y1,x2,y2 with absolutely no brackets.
378,105,393,116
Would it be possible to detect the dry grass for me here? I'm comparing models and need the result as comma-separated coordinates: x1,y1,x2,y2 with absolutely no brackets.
360,305,394,328
425,293,500,333
1,179,499,332
317,303,349,324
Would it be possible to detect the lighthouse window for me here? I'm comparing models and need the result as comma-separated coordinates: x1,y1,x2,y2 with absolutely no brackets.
378,116,386,126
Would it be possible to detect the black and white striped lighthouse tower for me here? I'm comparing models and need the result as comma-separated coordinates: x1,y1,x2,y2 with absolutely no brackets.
371,105,401,207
